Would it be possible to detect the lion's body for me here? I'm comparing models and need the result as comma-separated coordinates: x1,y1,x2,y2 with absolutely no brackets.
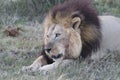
91,16,120,59
22,0,120,72
100,16,120,51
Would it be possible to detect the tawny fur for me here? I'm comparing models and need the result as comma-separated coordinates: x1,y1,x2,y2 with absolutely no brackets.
44,0,101,58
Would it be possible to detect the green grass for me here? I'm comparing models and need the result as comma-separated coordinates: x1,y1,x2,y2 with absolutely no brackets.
93,0,120,17
0,22,44,79
0,0,120,22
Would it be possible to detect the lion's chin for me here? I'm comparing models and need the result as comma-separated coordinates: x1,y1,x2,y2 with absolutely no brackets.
52,58,63,62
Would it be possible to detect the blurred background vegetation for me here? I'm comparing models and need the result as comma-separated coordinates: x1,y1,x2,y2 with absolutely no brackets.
0,0,120,25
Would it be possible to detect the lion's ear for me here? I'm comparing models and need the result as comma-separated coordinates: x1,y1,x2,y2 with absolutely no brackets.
71,17,81,30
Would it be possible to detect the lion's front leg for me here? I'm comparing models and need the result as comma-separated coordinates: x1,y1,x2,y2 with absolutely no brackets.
22,55,47,72
39,59,74,72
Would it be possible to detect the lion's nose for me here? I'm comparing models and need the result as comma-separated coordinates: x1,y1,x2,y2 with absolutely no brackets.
45,48,51,53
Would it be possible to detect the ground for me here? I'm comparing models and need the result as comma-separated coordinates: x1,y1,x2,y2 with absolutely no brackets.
0,22,120,80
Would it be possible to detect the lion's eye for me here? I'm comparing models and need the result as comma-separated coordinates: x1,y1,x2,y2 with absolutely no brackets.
55,33,61,38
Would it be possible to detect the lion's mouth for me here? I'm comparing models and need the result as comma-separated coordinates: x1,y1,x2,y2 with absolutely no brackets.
51,54,63,59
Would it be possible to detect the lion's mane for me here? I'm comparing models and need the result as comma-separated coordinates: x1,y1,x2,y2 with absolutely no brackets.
44,0,102,59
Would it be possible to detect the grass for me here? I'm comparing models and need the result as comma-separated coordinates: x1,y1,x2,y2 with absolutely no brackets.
0,21,120,80
93,0,120,17
0,0,120,79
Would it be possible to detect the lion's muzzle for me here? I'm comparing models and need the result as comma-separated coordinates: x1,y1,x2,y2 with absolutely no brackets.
51,54,63,59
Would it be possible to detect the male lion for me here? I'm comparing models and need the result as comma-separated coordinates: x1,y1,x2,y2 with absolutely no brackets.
22,0,120,72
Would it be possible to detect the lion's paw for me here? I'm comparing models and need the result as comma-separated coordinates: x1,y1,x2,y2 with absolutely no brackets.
21,66,37,72
39,67,51,75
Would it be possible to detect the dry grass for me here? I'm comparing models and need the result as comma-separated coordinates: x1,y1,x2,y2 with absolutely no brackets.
0,22,120,80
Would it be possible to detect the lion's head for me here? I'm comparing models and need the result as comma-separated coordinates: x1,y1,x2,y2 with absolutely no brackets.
44,20,82,61
43,0,102,61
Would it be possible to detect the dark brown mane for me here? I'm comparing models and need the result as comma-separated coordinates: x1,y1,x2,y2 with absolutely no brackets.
51,0,100,27
48,0,102,58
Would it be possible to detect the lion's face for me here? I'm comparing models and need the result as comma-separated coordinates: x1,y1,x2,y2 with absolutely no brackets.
44,16,82,61
44,24,70,61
